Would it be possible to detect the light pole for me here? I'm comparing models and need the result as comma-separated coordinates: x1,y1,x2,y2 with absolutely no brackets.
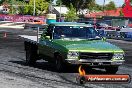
12,0,13,14
49,0,52,13
33,0,35,16
59,0,62,22
103,0,105,16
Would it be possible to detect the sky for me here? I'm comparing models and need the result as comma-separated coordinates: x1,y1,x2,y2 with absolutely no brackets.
53,0,125,7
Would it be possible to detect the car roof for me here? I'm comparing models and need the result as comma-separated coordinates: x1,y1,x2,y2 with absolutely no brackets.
49,22,93,27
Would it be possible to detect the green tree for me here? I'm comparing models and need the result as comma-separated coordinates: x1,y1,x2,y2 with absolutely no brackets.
56,0,94,13
15,0,49,15
86,0,95,10
0,0,5,5
105,1,116,10
7,0,26,14
65,3,78,22
45,0,53,3
86,0,103,12
6,0,49,15
20,3,33,15
56,0,62,6
119,10,124,16
95,4,103,11
28,0,49,15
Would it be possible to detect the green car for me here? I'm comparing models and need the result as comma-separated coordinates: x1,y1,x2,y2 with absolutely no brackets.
24,22,125,73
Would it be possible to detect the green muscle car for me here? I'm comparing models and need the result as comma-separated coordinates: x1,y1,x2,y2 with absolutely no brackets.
24,22,125,73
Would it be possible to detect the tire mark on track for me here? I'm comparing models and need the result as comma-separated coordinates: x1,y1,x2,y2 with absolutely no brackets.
0,61,84,88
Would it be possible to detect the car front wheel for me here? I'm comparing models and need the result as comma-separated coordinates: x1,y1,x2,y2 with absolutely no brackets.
55,55,65,72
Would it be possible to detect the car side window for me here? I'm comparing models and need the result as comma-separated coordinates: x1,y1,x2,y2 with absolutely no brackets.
41,25,55,40
47,25,54,39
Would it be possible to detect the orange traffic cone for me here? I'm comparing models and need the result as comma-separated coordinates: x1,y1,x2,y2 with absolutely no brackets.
4,32,7,38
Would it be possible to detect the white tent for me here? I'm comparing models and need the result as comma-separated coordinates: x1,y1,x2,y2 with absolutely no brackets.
54,6,68,14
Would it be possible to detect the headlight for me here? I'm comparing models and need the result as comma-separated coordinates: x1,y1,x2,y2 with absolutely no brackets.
113,53,124,60
67,51,79,59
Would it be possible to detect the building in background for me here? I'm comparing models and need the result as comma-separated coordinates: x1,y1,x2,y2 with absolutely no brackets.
84,8,122,18
85,0,132,18
0,5,9,14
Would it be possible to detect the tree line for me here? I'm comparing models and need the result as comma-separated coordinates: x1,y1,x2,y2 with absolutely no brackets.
0,0,119,15
0,0,127,21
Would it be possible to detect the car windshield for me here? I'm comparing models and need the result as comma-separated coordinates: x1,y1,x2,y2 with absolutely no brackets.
53,26,100,39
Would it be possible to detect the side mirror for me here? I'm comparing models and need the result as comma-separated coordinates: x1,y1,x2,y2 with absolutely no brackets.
102,37,106,41
45,36,50,39
61,35,65,39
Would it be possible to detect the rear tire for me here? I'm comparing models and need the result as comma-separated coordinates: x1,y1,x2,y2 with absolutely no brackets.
26,50,37,65
105,66,118,74
55,55,65,72
25,43,37,65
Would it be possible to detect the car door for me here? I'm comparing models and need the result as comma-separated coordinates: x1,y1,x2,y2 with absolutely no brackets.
38,25,55,60
39,39,55,58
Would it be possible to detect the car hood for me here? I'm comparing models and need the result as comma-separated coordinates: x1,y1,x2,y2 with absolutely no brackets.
53,39,124,53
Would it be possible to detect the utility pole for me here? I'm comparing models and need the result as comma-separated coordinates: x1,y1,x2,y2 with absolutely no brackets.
59,0,62,22
33,0,35,16
49,0,52,13
12,0,13,14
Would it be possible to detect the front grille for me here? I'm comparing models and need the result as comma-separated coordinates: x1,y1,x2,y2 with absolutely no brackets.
79,52,113,60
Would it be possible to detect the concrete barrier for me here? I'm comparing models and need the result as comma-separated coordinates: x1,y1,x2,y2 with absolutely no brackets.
0,21,25,29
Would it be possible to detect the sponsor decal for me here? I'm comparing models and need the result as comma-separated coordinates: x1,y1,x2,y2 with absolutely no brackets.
76,65,131,84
